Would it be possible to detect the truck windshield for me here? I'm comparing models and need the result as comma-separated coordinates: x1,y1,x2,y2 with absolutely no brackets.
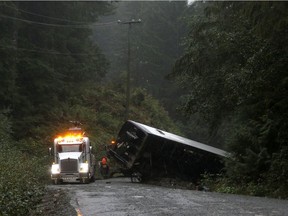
58,144,82,153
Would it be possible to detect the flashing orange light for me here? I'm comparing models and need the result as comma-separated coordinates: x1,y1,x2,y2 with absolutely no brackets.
56,133,84,143
111,140,116,145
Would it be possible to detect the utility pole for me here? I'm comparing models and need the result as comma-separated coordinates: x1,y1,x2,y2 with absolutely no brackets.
118,19,141,121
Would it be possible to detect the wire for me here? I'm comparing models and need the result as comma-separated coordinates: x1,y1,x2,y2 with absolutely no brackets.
0,14,118,28
0,44,97,56
2,4,91,24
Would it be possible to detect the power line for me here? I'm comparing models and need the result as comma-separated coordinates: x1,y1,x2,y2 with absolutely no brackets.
0,44,97,56
0,14,118,28
2,4,91,24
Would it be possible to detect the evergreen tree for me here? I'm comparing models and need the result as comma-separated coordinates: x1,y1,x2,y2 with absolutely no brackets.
171,1,288,195
0,1,113,139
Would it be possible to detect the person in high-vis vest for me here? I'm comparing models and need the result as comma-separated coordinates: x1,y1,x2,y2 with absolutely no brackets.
100,156,109,178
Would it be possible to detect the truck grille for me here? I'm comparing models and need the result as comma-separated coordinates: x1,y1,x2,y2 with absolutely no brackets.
60,158,78,173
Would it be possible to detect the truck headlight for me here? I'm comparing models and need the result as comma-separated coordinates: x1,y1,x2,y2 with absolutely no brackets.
79,163,89,173
51,164,60,174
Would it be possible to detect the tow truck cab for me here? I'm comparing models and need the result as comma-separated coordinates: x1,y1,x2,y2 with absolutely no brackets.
50,127,96,184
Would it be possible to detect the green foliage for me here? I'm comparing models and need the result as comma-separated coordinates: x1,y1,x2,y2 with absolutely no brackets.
0,111,46,215
265,147,288,198
201,173,270,197
171,1,288,198
0,110,12,143
0,1,113,139
0,147,46,215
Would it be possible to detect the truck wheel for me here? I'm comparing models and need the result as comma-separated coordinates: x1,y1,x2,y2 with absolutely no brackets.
81,178,89,184
52,179,59,185
90,175,96,183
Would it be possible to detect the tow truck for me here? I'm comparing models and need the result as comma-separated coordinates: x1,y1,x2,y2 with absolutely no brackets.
49,122,96,184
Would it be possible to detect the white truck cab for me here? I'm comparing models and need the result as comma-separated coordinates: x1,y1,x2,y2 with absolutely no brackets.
50,127,96,184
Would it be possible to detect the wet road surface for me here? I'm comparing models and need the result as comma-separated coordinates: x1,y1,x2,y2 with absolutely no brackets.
52,178,288,216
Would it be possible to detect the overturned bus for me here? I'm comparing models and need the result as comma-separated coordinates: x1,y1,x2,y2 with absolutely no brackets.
107,120,229,182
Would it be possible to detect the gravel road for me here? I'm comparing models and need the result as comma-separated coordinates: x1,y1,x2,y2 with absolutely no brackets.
50,178,288,216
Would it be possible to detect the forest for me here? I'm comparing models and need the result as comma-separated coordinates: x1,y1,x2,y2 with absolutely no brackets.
0,1,287,215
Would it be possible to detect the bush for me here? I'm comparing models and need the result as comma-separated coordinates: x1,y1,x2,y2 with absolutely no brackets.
0,143,46,215
0,112,46,215
265,147,288,199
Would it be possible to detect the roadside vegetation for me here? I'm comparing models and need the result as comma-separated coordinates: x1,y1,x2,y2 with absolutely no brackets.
0,112,46,215
172,2,288,199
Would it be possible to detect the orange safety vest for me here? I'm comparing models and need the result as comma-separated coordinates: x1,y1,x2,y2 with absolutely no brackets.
101,157,107,165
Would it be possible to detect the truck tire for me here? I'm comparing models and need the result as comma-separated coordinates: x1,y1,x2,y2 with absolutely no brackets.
90,175,96,183
81,178,89,184
52,179,59,185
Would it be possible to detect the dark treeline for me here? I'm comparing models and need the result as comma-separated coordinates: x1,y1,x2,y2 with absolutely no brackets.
0,1,112,139
171,1,288,198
